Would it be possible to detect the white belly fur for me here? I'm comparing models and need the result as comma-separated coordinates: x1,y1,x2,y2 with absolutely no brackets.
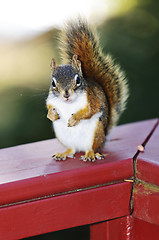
47,92,101,152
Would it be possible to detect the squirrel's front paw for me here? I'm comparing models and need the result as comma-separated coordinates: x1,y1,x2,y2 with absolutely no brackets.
68,114,79,127
47,105,60,122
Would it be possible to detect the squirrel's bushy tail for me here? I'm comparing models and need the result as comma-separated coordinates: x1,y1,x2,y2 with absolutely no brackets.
59,18,128,129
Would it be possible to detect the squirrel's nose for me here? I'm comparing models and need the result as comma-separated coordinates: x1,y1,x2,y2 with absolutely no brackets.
63,90,70,99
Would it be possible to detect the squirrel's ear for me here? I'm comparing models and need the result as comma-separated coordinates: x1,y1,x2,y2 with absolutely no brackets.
50,58,56,74
72,55,82,75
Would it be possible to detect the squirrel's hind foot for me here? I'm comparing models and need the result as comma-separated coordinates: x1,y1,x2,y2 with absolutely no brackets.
80,150,104,162
52,149,75,161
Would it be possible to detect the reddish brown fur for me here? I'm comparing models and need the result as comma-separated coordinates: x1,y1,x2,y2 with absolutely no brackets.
92,120,106,152
59,19,128,130
68,85,103,127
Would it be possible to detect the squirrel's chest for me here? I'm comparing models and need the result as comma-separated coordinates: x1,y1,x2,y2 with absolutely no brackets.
54,113,100,151
51,93,87,122
50,93,99,151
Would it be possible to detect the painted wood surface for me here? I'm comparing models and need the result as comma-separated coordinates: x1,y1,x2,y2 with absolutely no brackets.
132,218,159,240
0,119,159,239
90,216,133,240
133,181,159,225
0,182,132,240
133,119,159,226
136,119,159,185
90,215,159,240
0,119,157,207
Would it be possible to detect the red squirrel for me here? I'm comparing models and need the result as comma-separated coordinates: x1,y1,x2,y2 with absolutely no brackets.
46,19,128,162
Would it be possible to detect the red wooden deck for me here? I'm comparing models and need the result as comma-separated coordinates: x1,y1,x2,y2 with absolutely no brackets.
0,119,159,239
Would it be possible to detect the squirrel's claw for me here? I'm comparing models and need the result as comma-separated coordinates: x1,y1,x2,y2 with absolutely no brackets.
52,149,75,161
80,151,104,162
68,115,79,127
47,106,60,122
52,153,67,161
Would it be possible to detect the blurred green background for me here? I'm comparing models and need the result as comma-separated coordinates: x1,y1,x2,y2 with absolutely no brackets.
0,0,159,149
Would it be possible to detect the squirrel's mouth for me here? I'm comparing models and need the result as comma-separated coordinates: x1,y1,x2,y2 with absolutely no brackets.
65,98,72,103
61,96,72,103
61,90,73,103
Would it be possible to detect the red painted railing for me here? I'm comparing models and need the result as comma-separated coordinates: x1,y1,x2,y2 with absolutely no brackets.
0,119,159,240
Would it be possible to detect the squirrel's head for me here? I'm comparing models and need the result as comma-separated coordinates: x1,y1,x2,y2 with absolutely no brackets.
49,55,86,102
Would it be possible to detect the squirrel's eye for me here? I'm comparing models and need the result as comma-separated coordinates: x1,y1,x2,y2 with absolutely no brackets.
75,74,81,86
52,77,56,88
